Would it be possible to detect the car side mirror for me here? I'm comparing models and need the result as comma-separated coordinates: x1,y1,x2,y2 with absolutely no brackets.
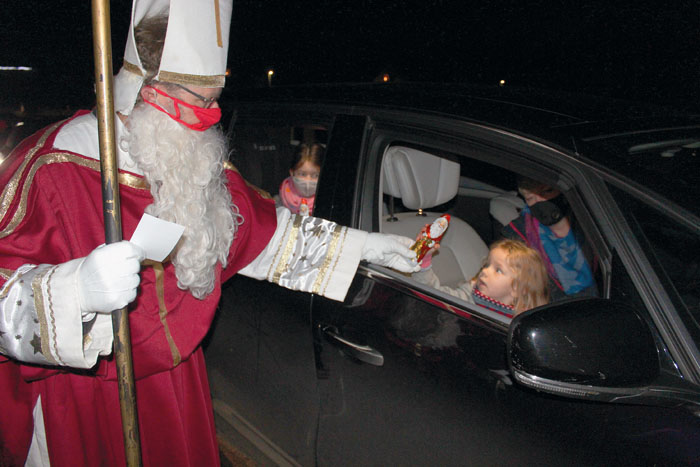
508,298,660,401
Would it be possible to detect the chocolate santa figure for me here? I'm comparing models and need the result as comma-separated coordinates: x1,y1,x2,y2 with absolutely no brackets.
411,214,451,262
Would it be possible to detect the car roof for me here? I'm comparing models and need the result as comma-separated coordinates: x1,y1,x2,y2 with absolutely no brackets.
227,82,700,218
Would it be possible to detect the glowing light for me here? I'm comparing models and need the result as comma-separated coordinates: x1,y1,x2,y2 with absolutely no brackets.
0,66,33,71
382,73,390,82
499,79,506,86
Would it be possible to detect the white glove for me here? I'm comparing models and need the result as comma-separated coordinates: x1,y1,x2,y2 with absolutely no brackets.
361,233,420,273
76,241,146,314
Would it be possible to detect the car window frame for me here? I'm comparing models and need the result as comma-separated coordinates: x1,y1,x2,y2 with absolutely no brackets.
356,114,611,322
595,175,700,382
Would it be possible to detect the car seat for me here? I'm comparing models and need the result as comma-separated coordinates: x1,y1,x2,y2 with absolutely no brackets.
489,191,524,227
380,146,488,288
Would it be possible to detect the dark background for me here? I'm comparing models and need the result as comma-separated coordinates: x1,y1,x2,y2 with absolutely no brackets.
1,0,698,113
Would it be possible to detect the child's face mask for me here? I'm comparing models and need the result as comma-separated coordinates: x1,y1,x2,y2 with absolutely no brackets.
292,177,317,197
529,194,570,226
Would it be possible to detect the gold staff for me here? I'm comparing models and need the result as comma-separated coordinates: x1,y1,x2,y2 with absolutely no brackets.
90,0,142,465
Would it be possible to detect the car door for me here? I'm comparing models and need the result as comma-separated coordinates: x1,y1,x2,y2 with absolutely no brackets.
204,107,336,466
311,113,700,465
311,117,606,466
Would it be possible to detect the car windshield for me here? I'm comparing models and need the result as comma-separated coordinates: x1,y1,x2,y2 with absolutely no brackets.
581,128,700,218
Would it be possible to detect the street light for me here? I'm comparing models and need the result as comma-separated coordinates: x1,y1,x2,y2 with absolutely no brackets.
267,69,274,87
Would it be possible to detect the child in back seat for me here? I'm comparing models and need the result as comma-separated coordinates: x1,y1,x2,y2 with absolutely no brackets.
275,143,323,215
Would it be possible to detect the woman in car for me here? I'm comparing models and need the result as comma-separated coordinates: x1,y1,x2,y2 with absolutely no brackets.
502,176,597,301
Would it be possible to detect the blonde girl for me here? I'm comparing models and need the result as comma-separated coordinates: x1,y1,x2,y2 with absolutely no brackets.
415,238,549,317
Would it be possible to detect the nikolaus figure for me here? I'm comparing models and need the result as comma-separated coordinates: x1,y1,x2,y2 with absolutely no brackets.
0,1,419,465
410,214,450,262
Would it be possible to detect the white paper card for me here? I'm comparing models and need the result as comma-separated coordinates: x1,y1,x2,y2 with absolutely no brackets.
130,213,185,262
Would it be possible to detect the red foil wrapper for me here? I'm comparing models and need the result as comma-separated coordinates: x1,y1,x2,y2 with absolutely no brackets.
410,214,451,262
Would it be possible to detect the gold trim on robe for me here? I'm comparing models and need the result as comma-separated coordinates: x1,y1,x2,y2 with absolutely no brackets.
151,261,182,367
312,225,343,294
157,70,225,88
272,214,303,283
1,150,148,239
32,267,60,365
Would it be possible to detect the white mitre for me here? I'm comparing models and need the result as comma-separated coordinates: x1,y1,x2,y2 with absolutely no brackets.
113,0,232,115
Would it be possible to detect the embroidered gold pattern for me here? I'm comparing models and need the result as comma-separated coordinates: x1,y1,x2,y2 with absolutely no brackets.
321,227,349,297
44,266,65,365
265,214,291,280
152,262,182,367
271,215,302,283
0,151,148,239
32,268,58,365
313,225,344,295
158,70,225,88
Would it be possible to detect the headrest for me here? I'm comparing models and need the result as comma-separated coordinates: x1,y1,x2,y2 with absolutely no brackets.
489,191,525,226
382,146,460,210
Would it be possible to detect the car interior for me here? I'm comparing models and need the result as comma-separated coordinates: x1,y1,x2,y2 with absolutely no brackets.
379,146,489,287
229,121,603,313
377,143,603,310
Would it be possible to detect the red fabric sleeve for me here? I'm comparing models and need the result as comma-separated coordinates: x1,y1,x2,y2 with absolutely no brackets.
221,169,277,281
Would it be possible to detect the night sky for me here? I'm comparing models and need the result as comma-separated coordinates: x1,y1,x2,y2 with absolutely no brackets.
1,0,698,112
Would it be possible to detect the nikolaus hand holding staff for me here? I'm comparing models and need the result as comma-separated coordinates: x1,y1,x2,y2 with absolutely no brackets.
0,0,420,464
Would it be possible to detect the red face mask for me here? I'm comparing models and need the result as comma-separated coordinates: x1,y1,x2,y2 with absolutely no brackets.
144,86,222,131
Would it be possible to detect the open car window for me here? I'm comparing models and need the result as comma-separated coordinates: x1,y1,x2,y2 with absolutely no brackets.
376,143,603,317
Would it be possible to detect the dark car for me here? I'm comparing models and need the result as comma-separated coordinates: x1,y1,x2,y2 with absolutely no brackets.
204,83,700,466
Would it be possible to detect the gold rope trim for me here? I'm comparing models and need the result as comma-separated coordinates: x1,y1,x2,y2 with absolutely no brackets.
157,70,225,88
152,262,182,367
313,225,344,295
122,60,144,77
271,215,301,283
265,215,293,280
44,266,64,364
214,0,223,47
0,152,148,239
0,121,62,228
321,227,349,297
33,267,59,365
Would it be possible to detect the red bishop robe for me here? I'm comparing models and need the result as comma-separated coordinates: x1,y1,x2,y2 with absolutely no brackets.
0,112,277,466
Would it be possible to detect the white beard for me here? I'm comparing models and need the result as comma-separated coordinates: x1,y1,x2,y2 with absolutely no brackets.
124,104,240,299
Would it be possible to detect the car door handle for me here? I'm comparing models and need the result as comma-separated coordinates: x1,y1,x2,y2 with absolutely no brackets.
321,325,384,366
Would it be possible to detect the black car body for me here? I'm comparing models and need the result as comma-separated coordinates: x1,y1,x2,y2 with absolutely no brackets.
204,83,700,466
